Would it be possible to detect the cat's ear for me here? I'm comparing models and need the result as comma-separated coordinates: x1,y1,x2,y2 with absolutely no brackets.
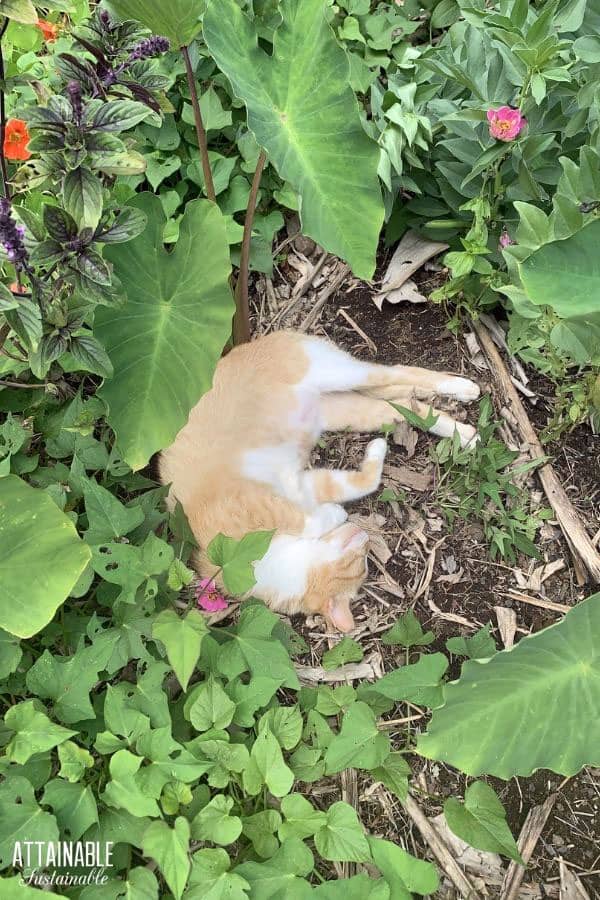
327,597,355,633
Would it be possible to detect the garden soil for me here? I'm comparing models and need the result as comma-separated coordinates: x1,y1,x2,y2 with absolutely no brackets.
249,246,600,899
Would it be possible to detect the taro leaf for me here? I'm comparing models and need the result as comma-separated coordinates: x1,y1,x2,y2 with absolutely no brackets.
235,838,313,899
322,637,364,670
0,776,59,869
207,530,274,596
446,623,496,660
278,793,327,842
203,0,383,279
42,779,99,840
152,609,208,692
108,0,204,47
243,726,294,797
382,609,435,648
0,0,37,24
192,794,243,846
314,802,371,863
520,220,600,318
141,817,191,900
96,194,233,471
444,781,523,863
188,848,250,900
418,593,600,777
0,476,90,638
368,836,439,900
5,703,76,768
0,628,22,680
324,702,390,774
362,653,448,709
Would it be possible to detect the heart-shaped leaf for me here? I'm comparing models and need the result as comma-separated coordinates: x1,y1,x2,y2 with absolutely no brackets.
96,194,233,470
0,476,91,638
203,0,383,279
444,781,523,862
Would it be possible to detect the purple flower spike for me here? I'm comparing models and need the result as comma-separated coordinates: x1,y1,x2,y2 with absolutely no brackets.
0,199,29,270
128,36,170,62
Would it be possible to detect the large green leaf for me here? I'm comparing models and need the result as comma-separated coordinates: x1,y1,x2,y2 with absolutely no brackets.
203,0,383,279
0,476,91,639
520,220,600,318
96,194,233,471
107,0,203,47
418,593,600,777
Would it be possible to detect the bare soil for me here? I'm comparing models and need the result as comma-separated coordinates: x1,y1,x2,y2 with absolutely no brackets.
252,248,600,898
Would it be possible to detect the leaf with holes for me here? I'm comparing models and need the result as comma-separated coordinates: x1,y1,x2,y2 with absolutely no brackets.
418,593,600,777
96,194,233,470
203,0,383,279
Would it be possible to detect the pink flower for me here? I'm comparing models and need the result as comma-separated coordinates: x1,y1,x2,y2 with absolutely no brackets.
196,578,228,612
499,230,515,250
487,107,526,142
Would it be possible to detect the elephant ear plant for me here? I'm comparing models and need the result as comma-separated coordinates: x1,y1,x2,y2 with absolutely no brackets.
109,0,385,343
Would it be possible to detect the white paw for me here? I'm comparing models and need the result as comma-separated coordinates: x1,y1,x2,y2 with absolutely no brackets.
365,437,388,463
456,423,479,449
437,377,481,402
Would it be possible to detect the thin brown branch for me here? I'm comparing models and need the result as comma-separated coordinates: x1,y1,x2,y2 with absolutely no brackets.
181,44,215,203
233,148,267,345
472,317,600,582
402,793,483,899
0,378,45,389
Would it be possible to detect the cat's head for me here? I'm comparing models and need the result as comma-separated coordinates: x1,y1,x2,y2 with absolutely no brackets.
304,523,369,633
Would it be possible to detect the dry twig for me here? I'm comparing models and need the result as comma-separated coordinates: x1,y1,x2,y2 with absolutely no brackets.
500,793,557,900
472,319,600,582
402,793,483,899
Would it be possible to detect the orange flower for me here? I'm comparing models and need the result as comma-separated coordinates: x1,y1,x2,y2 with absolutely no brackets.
37,19,59,42
3,119,31,161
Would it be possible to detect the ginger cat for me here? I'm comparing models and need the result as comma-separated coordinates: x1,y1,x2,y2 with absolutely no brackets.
159,331,479,632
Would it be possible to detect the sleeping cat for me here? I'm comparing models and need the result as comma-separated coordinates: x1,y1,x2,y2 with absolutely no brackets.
159,330,479,632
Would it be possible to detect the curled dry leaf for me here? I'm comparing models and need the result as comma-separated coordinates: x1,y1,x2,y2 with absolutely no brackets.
494,606,517,649
373,230,449,310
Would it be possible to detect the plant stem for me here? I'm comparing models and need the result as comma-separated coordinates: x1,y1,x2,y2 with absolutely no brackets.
233,149,267,345
181,44,215,203
0,17,10,200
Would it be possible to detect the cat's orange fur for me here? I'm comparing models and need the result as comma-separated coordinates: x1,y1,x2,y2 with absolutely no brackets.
159,330,479,631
